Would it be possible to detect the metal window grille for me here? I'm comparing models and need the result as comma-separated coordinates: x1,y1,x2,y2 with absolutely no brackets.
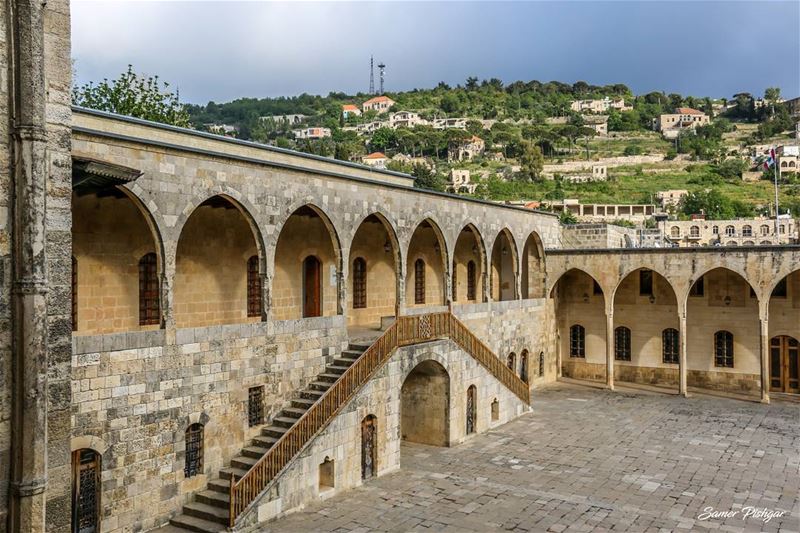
248,386,264,427
247,255,261,317
714,331,734,368
615,327,631,361
138,253,160,325
662,328,679,364
73,449,100,533
414,259,425,304
466,386,476,434
538,351,544,376
570,325,585,357
184,424,203,478
353,257,367,309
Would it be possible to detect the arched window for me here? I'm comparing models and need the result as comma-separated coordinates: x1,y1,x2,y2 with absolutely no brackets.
670,226,680,238
712,225,719,235
714,331,734,368
72,448,101,533
781,161,787,168
352,257,367,309
184,423,204,478
302,255,322,318
507,352,516,373
466,385,476,434
467,260,477,301
72,256,78,332
725,225,735,237
742,225,752,237
520,350,529,383
614,326,631,361
538,351,544,376
451,260,458,301
662,328,679,364
414,258,425,304
569,325,585,357
760,224,770,236
690,226,700,238
138,253,160,326
247,255,261,317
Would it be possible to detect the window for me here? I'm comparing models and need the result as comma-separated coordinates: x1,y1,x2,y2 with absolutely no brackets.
248,386,264,427
72,256,78,332
712,225,719,235
780,225,786,234
520,350,529,383
772,278,787,298
491,398,499,421
760,225,770,236
452,260,458,301
662,328,679,364
639,270,653,296
247,255,261,317
466,385,476,434
352,257,367,309
725,225,735,237
690,226,700,238
507,352,516,373
135,253,160,326
670,226,680,238
614,326,631,361
569,325,585,357
184,423,204,478
467,260,477,301
742,225,752,237
72,449,100,533
714,331,734,368
414,259,426,304
538,351,544,376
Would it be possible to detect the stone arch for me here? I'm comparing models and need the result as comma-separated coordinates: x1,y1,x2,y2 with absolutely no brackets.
490,228,519,301
611,265,678,307
72,185,166,334
452,223,488,303
272,203,343,320
405,218,449,307
521,231,546,299
70,435,110,455
400,359,450,446
174,195,264,327
347,212,401,328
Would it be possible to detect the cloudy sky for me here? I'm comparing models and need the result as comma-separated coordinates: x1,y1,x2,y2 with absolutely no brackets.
72,1,800,105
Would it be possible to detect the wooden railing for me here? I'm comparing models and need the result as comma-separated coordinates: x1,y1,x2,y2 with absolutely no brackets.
228,312,529,526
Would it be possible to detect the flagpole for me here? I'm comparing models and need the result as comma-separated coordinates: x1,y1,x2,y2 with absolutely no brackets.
773,146,780,241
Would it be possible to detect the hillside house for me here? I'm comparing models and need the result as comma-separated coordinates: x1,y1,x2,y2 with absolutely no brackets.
582,115,608,136
656,189,688,209
570,97,629,114
362,95,396,114
654,108,710,139
292,127,331,140
342,104,362,119
448,135,485,162
361,152,389,169
447,169,478,194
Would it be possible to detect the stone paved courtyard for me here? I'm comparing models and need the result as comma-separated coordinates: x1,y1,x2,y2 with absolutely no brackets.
264,384,799,533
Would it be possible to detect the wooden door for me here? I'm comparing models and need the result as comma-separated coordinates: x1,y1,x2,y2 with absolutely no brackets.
303,256,321,318
770,336,799,393
361,415,377,480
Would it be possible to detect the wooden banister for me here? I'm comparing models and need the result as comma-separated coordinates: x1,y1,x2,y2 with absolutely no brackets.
229,312,529,526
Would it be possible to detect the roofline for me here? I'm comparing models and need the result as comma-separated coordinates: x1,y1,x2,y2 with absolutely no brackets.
72,106,414,181
546,244,800,254
70,109,559,219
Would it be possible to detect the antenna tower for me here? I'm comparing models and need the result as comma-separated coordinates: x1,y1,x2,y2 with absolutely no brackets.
369,56,375,95
377,62,386,94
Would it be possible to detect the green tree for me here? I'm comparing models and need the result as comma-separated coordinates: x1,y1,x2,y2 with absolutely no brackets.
518,141,545,182
73,65,190,127
680,189,738,219
559,210,578,224
410,163,445,191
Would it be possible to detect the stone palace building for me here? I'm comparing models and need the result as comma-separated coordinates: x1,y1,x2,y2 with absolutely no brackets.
2,1,799,532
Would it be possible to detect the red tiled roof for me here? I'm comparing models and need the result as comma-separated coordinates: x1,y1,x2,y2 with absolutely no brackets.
363,152,387,159
342,104,359,111
675,107,704,115
363,96,394,105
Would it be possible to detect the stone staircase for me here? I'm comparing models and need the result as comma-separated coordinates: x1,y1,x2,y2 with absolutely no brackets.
168,342,371,532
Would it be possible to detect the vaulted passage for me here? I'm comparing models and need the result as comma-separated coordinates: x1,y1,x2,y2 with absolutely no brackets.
491,229,517,301
521,232,545,299
273,205,341,320
175,196,260,328
452,225,485,303
72,188,161,334
400,360,450,446
406,220,446,307
348,214,398,328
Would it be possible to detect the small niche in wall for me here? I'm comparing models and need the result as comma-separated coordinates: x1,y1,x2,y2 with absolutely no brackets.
491,398,499,421
319,456,335,492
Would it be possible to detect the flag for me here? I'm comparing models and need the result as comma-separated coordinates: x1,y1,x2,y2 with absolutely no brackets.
763,148,776,170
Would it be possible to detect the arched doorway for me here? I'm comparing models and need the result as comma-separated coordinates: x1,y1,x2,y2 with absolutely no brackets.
348,214,399,328
72,448,101,533
405,220,447,307
273,204,341,320
466,385,476,435
491,229,518,301
400,360,450,446
361,414,378,480
175,195,261,328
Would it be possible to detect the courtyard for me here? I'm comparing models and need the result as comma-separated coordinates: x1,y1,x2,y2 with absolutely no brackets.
265,384,799,533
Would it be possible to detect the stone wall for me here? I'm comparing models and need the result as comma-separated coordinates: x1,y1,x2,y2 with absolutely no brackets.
237,340,531,529
561,224,638,249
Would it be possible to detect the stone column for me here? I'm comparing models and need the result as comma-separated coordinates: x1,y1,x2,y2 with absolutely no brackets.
9,1,49,530
760,315,770,404
605,309,615,390
678,300,688,397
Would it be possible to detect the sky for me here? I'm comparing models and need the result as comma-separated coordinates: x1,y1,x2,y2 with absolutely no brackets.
71,1,800,105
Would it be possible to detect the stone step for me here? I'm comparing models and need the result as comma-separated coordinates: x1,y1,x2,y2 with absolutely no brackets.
340,350,363,359
206,478,231,494
326,364,350,374
309,381,332,391
251,435,278,449
317,373,341,383
349,343,371,351
334,357,356,366
291,397,316,409
241,445,270,459
195,489,230,509
169,513,226,533
230,454,258,470
182,501,229,525
302,387,325,398
262,425,289,439
219,466,248,481
282,407,308,418
272,416,300,429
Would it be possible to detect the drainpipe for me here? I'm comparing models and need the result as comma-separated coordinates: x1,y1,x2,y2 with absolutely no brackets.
7,0,50,531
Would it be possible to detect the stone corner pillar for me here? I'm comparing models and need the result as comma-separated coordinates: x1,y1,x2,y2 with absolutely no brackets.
605,308,615,390
759,314,770,404
678,300,688,397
